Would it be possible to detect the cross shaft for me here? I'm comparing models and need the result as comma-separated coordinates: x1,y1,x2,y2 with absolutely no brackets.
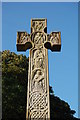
16,18,61,119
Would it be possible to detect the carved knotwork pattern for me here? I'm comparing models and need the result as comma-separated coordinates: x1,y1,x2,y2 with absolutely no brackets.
30,91,48,119
32,20,45,32
30,91,47,110
48,32,60,44
17,32,30,44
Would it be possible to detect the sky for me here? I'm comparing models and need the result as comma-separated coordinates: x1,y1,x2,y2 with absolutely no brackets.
2,2,78,117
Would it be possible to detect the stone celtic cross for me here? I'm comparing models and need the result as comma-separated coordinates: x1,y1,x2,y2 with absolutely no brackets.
16,19,61,119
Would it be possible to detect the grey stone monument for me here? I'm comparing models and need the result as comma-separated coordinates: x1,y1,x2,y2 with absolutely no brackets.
16,18,61,119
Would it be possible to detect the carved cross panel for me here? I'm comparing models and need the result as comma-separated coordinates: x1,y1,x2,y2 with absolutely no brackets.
16,19,61,120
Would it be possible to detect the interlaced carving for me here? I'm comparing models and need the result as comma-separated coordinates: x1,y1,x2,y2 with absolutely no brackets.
30,91,47,110
29,91,48,119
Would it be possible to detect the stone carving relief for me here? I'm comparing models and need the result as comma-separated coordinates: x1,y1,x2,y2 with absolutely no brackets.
33,32,46,46
29,91,48,118
32,48,44,70
49,32,59,44
29,43,48,118
31,69,45,91
17,32,30,44
32,20,45,32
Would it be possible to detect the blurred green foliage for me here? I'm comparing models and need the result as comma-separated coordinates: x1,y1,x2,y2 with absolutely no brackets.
2,50,78,120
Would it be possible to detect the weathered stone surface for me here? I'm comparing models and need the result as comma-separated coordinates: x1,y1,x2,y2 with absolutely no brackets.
16,18,61,120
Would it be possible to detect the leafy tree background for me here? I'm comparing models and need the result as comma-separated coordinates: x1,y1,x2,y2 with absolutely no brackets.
2,50,78,120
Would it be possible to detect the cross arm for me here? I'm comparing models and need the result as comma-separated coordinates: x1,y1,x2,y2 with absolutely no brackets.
16,32,33,51
44,32,61,51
